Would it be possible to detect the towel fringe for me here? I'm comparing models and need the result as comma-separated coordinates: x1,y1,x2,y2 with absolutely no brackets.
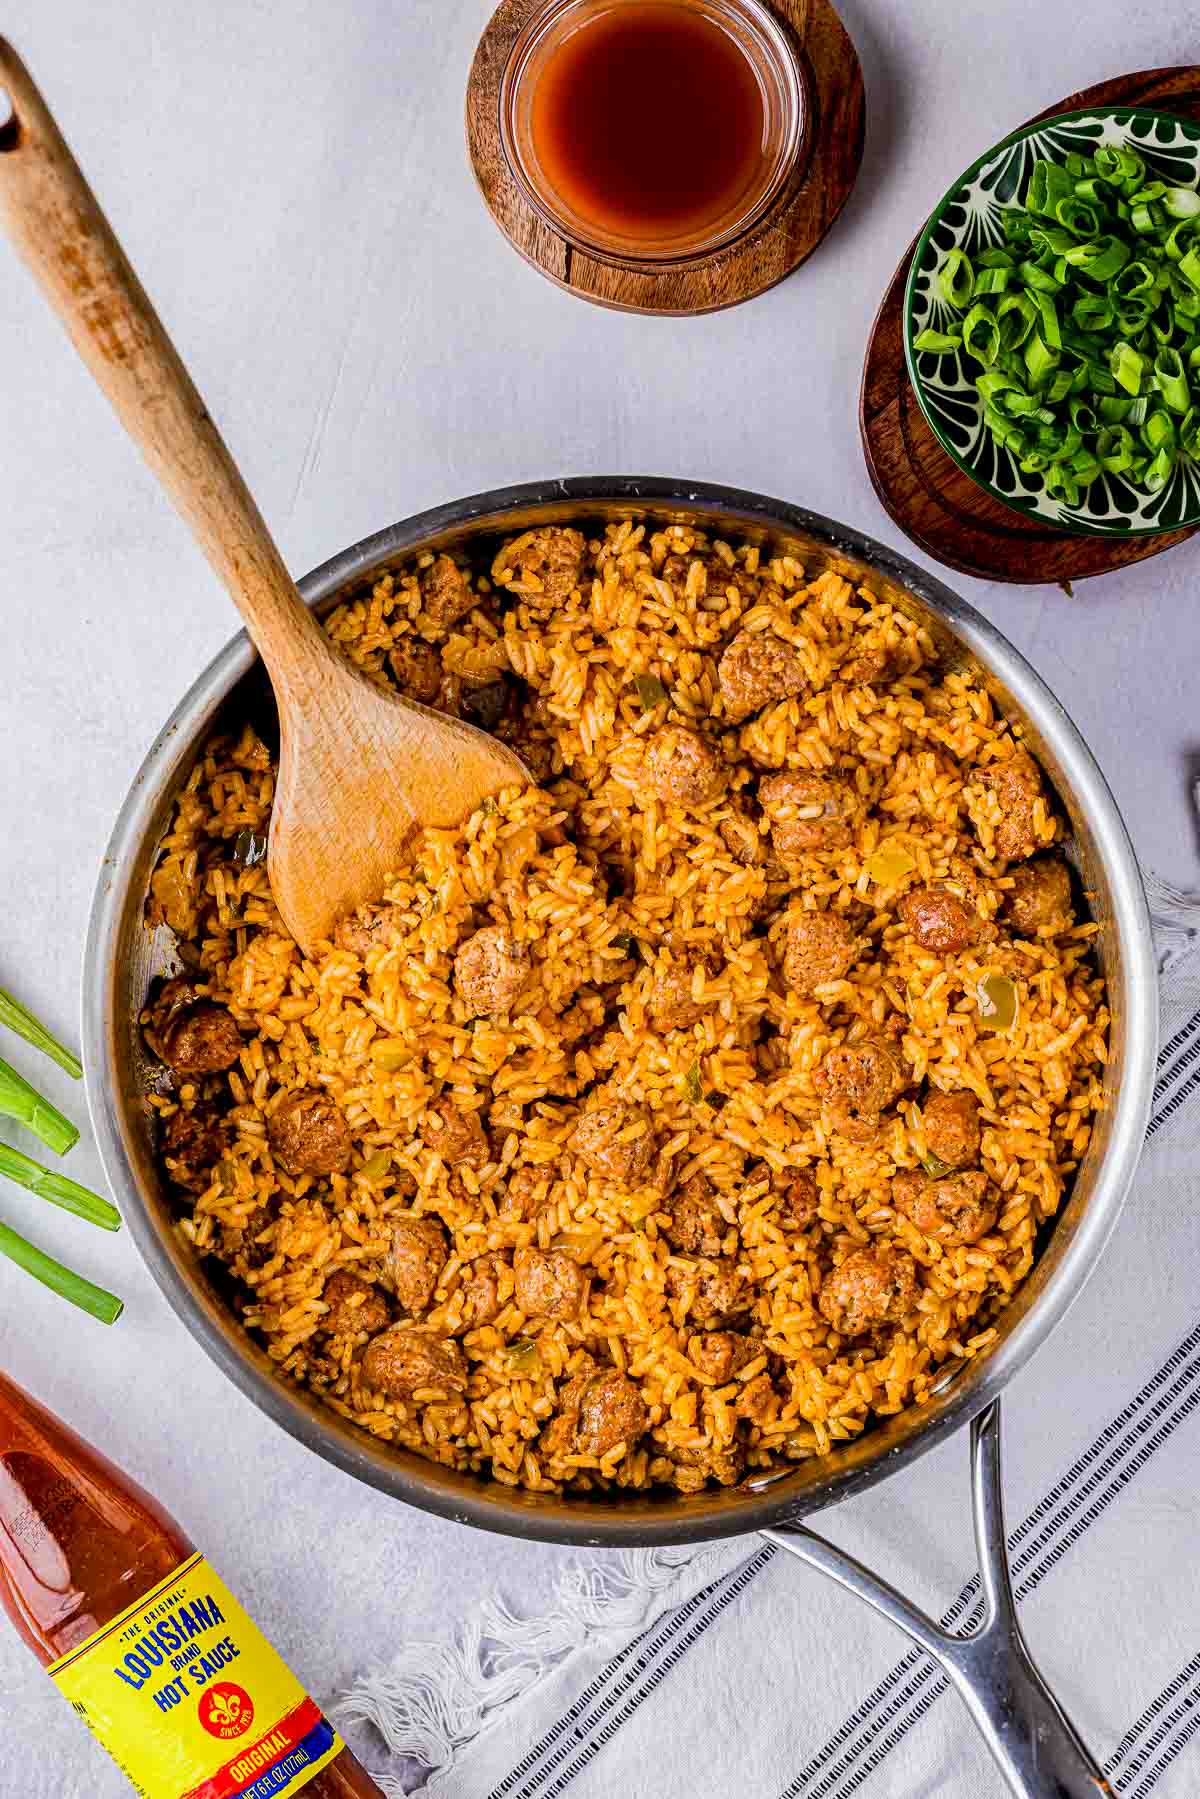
334,1546,710,1793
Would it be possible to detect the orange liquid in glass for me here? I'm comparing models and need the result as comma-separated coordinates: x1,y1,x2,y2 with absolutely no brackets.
530,3,767,243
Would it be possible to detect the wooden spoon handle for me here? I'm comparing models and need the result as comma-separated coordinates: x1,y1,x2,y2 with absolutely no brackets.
0,38,326,688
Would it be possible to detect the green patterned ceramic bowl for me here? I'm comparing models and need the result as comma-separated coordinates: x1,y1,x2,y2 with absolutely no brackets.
904,107,1200,536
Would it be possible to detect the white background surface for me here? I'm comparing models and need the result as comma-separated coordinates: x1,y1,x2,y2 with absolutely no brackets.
0,2,1197,1794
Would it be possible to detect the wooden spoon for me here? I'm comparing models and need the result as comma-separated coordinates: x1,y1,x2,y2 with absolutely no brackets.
0,39,528,954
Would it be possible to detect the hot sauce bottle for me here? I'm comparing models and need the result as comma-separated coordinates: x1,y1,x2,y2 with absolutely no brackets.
0,1369,384,1798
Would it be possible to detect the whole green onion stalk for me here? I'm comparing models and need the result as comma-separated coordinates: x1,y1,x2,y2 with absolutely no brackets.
0,987,82,1079
0,1143,120,1232
0,1220,122,1324
0,1056,78,1155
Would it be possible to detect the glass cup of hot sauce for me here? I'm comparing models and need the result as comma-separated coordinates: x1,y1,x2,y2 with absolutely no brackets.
498,0,807,269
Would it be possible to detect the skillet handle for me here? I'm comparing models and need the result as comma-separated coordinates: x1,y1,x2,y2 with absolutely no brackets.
762,1401,1114,1798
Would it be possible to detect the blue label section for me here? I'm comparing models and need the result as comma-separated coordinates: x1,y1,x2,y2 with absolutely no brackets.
235,1718,337,1797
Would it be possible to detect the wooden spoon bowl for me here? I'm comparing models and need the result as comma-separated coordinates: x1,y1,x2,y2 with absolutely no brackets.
0,38,528,955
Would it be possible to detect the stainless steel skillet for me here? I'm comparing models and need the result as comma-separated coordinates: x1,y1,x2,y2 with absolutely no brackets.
83,479,1156,1796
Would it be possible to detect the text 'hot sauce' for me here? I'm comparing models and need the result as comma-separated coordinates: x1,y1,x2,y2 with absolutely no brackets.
0,1369,383,1798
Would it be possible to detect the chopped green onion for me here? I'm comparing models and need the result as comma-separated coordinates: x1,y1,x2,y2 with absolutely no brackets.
1097,424,1135,471
0,1220,123,1324
937,248,975,307
919,1152,952,1179
1155,347,1191,413
962,303,1001,364
1095,145,1144,185
997,292,1038,350
0,1057,79,1156
1142,408,1176,454
1029,159,1074,217
634,673,668,710
1144,444,1176,491
920,147,1200,501
683,1062,703,1104
913,328,963,353
1024,331,1060,387
0,1144,119,1231
973,266,1011,297
1110,340,1145,395
0,989,82,1079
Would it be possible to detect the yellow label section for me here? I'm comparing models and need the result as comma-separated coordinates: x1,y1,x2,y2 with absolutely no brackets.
49,1552,343,1798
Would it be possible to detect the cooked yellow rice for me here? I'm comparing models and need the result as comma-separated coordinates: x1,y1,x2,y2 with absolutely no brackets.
145,519,1108,1494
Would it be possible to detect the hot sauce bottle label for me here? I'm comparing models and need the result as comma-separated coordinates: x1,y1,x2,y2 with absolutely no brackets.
47,1552,344,1798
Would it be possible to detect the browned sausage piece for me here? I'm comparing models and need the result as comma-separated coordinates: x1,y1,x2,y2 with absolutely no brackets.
760,771,859,858
539,1357,598,1459
320,1269,390,1338
922,1090,982,1170
161,1104,229,1192
423,1103,490,1170
664,1175,729,1257
388,637,442,705
498,1165,551,1220
718,800,766,866
734,1372,776,1424
1005,856,1073,934
648,947,720,1032
361,1326,467,1397
389,1218,449,1314
334,902,406,960
840,648,895,687
894,1169,997,1246
572,1096,655,1187
776,1168,819,1231
494,526,587,610
457,1251,509,1328
783,909,858,997
575,1370,649,1456
718,628,807,725
454,925,531,1016
689,1330,761,1383
666,1256,751,1326
642,726,727,809
668,1439,746,1491
514,1246,586,1320
267,1090,352,1177
976,751,1049,863
160,1003,244,1077
818,1247,919,1336
419,554,477,631
814,1036,909,1140
899,887,980,955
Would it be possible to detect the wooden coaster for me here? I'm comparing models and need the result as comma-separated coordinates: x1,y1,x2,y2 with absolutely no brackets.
861,67,1200,585
466,0,864,316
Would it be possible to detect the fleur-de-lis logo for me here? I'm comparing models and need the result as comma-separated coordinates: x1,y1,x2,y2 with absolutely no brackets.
199,1682,256,1740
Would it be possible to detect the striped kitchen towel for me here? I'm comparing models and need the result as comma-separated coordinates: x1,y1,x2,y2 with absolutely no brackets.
339,911,1200,1799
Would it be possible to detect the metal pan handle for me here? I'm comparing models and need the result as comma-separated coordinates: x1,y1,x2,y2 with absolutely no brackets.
762,1400,1113,1798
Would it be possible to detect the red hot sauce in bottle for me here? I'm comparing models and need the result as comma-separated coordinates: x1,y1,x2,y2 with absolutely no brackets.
0,1369,383,1798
